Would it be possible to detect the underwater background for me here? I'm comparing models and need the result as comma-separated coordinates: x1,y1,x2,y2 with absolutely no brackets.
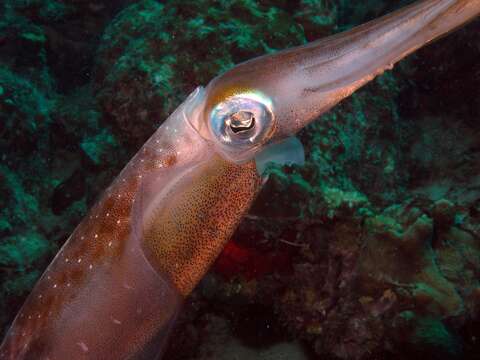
0,0,479,359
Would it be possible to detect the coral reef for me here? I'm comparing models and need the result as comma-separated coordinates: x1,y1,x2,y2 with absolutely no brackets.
0,0,479,359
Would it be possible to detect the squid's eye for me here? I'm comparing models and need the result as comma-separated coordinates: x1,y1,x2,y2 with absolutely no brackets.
209,91,275,163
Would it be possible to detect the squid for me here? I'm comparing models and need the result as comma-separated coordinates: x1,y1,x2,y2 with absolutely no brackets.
1,0,479,359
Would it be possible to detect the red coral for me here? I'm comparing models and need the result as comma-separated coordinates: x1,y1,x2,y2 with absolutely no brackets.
214,241,292,280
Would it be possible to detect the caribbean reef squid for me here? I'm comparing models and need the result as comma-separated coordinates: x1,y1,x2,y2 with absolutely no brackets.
1,0,479,358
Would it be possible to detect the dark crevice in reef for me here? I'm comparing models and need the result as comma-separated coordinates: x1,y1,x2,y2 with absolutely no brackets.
10,0,136,94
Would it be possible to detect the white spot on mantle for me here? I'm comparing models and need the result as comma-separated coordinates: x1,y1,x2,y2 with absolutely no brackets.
123,283,133,290
77,342,89,353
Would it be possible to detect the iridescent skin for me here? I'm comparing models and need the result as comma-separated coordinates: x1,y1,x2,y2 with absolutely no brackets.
1,1,479,359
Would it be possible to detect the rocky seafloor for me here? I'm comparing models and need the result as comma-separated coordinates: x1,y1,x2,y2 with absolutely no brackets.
0,0,479,359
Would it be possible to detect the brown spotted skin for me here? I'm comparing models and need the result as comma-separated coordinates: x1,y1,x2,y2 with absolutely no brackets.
0,89,245,359
0,138,183,360
143,154,261,296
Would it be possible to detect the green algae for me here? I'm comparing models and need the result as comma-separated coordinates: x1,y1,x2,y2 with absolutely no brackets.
415,317,459,353
20,32,46,43
0,233,50,270
395,311,460,355
80,129,118,165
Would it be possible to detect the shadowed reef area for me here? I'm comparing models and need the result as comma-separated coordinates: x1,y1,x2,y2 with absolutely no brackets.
0,0,479,359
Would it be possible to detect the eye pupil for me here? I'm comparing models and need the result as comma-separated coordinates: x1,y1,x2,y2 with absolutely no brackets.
209,91,274,162
229,111,255,133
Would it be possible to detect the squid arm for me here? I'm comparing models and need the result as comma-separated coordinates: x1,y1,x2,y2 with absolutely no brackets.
1,0,479,359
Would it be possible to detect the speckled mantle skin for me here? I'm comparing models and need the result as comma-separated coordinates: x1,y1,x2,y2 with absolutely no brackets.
0,1,479,359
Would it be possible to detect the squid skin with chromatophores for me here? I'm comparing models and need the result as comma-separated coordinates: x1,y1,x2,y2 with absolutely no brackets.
0,88,262,359
1,0,479,359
